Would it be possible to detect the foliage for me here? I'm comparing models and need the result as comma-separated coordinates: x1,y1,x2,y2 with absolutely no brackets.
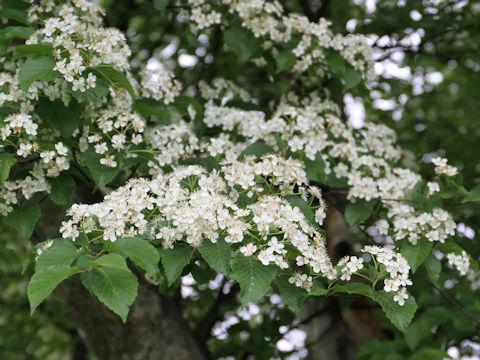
0,0,479,358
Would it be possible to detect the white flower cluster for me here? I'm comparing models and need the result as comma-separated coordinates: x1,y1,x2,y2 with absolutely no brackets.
288,273,313,292
387,205,456,245
446,251,470,276
199,78,251,103
337,255,364,281
27,1,130,91
140,65,182,104
184,0,375,81
362,246,412,306
0,164,50,216
431,157,458,177
60,154,334,279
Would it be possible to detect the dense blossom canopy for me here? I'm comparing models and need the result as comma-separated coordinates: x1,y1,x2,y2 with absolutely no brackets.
1,0,479,358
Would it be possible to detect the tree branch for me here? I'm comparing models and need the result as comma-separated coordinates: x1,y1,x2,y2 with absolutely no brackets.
419,272,480,328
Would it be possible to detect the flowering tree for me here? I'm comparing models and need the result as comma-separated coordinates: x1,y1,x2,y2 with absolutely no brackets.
1,0,479,358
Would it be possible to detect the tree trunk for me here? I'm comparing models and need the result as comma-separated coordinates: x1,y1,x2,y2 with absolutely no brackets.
58,278,207,360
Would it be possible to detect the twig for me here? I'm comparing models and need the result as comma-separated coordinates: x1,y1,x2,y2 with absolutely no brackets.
419,272,480,328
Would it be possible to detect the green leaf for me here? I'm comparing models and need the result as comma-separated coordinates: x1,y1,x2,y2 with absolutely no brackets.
160,243,194,285
344,200,377,228
133,98,171,123
90,65,134,96
325,50,346,76
80,149,119,188
0,26,33,41
277,275,308,314
224,27,262,62
93,253,128,269
0,8,29,25
48,174,76,205
73,71,109,103
12,44,53,60
408,347,449,360
405,307,450,350
81,254,138,322
333,282,375,298
343,66,363,90
374,291,417,332
4,200,41,240
0,153,16,185
153,0,170,12
400,239,433,273
230,254,277,305
423,254,441,285
309,279,328,296
462,184,480,203
28,265,73,314
18,55,59,90
198,238,232,275
37,98,82,138
303,153,326,183
238,141,274,160
35,239,78,270
434,239,463,254
114,237,160,278
276,50,295,73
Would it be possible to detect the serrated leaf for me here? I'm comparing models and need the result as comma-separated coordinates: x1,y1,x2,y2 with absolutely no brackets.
230,254,277,305
277,275,308,314
198,238,232,275
224,27,262,62
374,291,417,332
133,98,171,123
309,279,328,296
333,282,375,298
238,141,274,160
423,254,441,285
35,239,78,270
114,237,160,278
405,307,450,350
276,50,295,73
4,200,41,240
400,239,432,273
80,264,138,322
160,243,194,285
12,44,53,60
73,71,109,103
18,55,59,90
0,153,16,185
93,253,129,270
37,98,82,138
28,265,73,313
48,174,76,205
91,65,134,96
80,148,119,187
434,240,463,254
344,200,377,228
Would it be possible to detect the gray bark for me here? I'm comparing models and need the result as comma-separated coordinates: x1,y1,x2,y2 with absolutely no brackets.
58,278,206,360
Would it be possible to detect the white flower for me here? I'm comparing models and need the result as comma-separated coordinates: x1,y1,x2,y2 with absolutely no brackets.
55,142,68,156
